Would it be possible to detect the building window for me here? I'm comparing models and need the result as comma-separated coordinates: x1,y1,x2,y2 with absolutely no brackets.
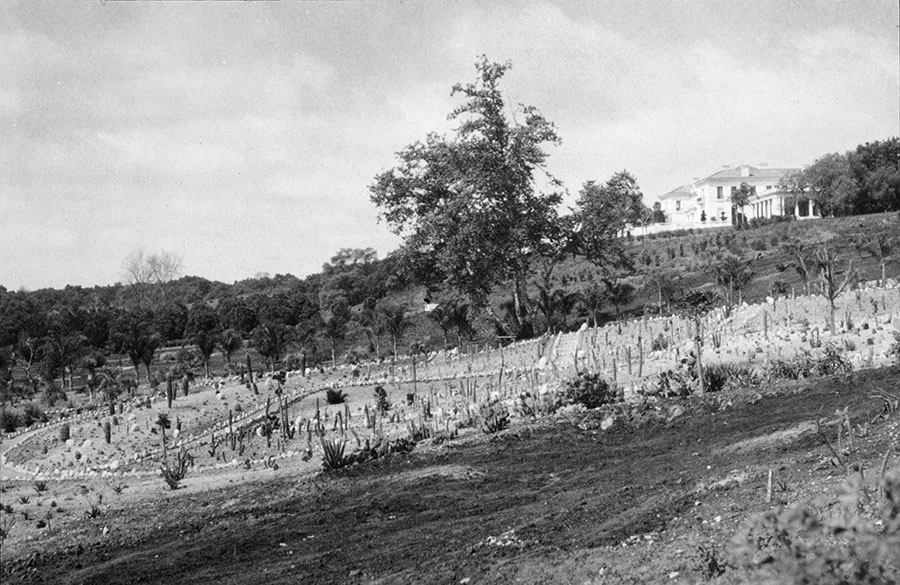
717,186,723,199
676,201,681,211
731,186,737,195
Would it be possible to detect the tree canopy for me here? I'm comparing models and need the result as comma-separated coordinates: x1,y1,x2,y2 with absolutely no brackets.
370,56,565,332
781,138,900,217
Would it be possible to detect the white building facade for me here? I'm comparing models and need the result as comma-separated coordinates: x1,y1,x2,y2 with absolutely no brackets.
656,165,819,231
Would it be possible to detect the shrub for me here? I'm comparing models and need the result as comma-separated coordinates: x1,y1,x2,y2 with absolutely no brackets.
160,446,194,490
750,238,768,252
564,372,618,409
479,401,510,434
703,365,730,393
325,388,347,405
813,345,853,376
732,473,900,584
20,402,47,427
649,369,695,397
768,347,853,380
650,333,669,352
705,363,759,392
0,409,19,433
769,280,791,296
373,385,391,414
889,335,900,366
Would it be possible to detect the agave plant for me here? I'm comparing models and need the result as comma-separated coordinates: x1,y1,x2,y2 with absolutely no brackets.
325,388,347,405
320,438,351,471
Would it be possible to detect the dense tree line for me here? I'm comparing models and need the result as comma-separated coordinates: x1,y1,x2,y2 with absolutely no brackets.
0,248,420,406
781,138,900,217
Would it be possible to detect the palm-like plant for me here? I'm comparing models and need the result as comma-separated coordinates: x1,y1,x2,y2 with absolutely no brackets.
96,367,123,416
602,278,635,319
378,304,410,359
427,305,453,349
713,253,753,306
218,329,243,365
156,413,171,459
578,284,605,327
550,289,582,332
444,300,474,347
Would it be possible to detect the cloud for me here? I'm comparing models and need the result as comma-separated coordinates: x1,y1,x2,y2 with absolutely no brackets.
2,0,897,289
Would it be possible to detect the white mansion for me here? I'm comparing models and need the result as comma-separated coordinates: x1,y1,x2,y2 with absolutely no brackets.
655,165,819,231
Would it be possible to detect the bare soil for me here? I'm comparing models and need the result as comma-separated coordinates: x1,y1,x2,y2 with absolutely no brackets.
2,367,898,585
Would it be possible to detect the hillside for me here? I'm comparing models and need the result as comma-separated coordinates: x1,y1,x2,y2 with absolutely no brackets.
1,213,897,396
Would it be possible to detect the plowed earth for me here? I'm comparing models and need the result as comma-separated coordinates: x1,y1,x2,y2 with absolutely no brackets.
3,368,899,585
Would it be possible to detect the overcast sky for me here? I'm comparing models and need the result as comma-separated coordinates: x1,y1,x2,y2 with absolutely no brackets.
2,1,898,291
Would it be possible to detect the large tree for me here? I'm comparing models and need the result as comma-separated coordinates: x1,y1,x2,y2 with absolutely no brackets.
109,310,161,385
370,57,565,337
786,153,857,217
121,249,183,309
573,172,643,269
731,182,753,227
185,304,221,378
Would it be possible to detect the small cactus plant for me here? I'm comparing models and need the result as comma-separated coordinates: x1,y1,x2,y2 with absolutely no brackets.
103,421,111,444
59,423,70,442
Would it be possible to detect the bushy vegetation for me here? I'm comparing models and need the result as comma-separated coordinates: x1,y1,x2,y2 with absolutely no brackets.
320,436,417,472
769,347,853,380
325,388,347,405
373,384,391,414
479,401,511,434
0,409,19,432
649,364,759,397
160,446,194,490
564,372,618,409
20,402,46,427
733,473,900,584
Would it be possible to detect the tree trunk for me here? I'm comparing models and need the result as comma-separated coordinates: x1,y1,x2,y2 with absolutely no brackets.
131,359,142,386
485,305,511,338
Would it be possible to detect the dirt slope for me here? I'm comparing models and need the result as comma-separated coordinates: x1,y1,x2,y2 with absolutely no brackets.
2,368,898,585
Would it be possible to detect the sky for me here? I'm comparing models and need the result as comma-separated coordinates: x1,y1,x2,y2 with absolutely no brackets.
2,0,898,291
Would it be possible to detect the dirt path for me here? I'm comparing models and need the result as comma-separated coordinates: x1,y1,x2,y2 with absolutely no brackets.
3,367,897,585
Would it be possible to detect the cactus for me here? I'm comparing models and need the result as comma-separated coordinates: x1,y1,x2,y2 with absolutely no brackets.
59,423,70,442
166,372,174,408
103,421,111,444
